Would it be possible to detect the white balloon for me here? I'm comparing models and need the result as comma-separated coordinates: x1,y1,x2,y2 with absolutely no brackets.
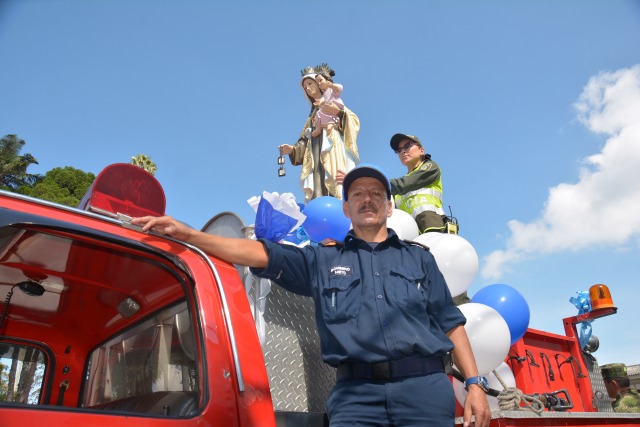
452,362,516,411
387,209,420,240
452,378,467,410
457,303,511,375
414,233,478,297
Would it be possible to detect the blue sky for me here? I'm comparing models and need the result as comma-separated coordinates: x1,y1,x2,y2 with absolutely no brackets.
1,0,639,366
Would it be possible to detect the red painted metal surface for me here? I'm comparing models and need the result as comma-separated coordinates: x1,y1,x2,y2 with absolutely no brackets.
509,327,592,412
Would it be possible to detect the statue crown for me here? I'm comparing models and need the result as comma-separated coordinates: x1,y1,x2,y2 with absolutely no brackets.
300,63,334,78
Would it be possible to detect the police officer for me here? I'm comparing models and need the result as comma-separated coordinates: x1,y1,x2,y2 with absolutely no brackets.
601,363,640,412
132,165,490,427
389,134,448,233
389,133,470,306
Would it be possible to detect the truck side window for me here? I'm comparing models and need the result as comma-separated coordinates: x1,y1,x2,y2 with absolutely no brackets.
82,301,198,408
0,343,46,404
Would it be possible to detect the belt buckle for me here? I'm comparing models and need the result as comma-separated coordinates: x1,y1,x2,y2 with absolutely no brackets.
372,362,391,380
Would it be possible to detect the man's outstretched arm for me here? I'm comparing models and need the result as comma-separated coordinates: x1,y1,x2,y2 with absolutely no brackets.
131,215,269,268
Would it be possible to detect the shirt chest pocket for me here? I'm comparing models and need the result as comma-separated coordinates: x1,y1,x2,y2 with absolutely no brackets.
322,274,362,324
388,267,427,312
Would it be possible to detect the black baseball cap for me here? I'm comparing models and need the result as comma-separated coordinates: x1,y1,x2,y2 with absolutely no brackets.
390,133,422,151
342,164,391,201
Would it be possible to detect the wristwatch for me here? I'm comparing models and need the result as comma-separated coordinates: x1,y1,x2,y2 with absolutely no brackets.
464,375,489,392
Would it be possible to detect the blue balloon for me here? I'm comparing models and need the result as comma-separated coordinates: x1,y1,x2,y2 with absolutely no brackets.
302,196,351,242
471,284,530,345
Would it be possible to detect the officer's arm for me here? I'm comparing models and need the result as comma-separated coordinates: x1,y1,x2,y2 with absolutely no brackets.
389,162,441,195
187,229,268,268
132,215,268,268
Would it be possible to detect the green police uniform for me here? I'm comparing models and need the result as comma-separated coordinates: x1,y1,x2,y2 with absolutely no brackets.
390,157,447,233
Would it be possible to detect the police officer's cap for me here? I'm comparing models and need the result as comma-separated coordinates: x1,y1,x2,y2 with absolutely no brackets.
390,133,423,151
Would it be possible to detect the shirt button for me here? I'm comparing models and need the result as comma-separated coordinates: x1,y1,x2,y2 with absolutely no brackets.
377,294,383,299
374,272,380,276
383,321,389,326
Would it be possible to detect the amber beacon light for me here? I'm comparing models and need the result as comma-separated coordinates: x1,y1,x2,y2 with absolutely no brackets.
589,283,615,310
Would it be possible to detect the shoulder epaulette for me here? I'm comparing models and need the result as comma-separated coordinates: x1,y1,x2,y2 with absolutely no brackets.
319,238,343,247
403,239,431,251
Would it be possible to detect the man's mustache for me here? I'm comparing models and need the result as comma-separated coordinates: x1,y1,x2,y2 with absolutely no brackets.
358,203,378,213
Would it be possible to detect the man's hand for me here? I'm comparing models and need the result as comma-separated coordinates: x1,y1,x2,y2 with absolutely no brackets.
131,215,193,242
463,385,491,427
335,169,346,186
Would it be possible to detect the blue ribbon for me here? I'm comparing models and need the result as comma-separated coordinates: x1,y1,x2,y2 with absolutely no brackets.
569,291,592,350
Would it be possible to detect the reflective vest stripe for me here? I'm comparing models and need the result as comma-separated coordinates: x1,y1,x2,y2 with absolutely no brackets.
410,202,446,216
400,187,442,200
394,180,445,219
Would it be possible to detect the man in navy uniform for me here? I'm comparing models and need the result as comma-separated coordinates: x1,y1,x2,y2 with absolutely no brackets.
133,165,490,427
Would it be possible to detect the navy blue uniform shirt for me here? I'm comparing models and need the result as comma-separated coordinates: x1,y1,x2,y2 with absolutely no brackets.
251,229,466,367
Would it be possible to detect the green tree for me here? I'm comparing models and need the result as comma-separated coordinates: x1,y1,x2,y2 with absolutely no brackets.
20,166,95,207
0,134,40,190
130,154,157,176
0,363,8,401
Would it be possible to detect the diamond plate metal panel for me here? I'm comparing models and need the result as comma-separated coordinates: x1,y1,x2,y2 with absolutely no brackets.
583,352,614,412
261,282,335,412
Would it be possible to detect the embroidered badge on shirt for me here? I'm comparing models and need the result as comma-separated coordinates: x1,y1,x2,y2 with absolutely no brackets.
330,266,352,277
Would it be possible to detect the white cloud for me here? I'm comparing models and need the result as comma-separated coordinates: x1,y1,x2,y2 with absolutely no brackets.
482,65,640,280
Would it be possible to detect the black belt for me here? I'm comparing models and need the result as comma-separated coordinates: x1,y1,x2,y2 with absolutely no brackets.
336,356,445,381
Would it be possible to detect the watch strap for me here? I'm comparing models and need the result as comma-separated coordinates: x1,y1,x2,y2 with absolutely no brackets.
464,375,488,391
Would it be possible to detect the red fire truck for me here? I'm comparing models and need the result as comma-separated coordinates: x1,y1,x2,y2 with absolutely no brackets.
0,164,638,426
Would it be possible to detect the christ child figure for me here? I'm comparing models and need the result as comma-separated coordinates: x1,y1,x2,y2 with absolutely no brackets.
311,70,345,138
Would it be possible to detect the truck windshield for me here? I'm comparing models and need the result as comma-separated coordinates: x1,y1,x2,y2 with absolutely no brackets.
82,301,198,407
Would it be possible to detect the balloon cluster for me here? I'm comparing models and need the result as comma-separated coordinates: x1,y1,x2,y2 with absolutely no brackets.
386,209,531,402
472,283,531,346
455,284,530,407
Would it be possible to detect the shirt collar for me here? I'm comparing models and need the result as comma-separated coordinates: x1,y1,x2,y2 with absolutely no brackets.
343,228,402,249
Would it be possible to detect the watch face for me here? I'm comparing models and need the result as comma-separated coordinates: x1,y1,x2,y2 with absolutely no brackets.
466,376,489,392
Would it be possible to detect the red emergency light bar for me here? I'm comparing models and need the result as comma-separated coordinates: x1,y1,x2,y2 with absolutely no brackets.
77,163,166,218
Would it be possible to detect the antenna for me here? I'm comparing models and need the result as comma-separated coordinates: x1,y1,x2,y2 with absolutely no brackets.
447,205,459,234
